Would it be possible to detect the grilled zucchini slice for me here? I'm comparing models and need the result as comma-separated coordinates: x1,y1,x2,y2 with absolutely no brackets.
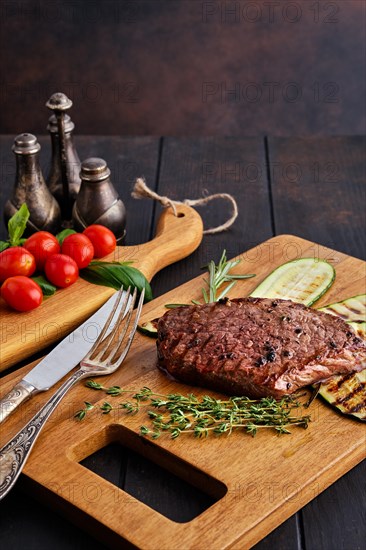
318,294,366,322
317,369,366,421
317,296,366,421
250,258,335,306
137,320,158,338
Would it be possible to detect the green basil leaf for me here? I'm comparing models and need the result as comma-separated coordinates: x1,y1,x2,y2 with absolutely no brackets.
31,275,57,296
56,228,77,246
120,265,153,301
8,203,30,245
0,241,10,252
80,262,152,302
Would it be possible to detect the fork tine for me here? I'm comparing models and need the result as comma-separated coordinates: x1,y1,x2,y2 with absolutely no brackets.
84,286,130,361
112,287,145,368
93,287,132,362
103,286,138,364
81,286,144,373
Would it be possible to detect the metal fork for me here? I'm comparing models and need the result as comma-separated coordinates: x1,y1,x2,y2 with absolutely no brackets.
0,285,144,501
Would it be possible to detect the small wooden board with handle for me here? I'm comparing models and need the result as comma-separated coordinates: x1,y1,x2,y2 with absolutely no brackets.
0,204,203,372
0,235,365,549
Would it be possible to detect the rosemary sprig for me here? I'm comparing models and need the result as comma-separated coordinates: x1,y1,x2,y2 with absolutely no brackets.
75,381,311,438
164,250,255,308
193,249,255,305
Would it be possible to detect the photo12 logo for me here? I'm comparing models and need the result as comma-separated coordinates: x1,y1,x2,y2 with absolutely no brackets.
202,81,340,104
201,2,340,24
202,161,263,183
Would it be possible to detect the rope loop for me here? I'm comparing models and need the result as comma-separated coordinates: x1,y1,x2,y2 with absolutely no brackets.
131,178,238,234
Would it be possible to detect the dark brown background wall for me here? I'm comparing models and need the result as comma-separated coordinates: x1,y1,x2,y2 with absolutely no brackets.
0,0,365,136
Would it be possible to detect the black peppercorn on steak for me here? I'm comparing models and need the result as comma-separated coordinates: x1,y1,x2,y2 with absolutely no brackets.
156,298,366,398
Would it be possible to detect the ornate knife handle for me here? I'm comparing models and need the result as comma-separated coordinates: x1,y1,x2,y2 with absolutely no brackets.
0,381,36,424
0,369,85,501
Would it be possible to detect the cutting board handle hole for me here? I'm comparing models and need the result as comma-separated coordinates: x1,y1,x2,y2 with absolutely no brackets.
77,424,227,523
177,212,185,218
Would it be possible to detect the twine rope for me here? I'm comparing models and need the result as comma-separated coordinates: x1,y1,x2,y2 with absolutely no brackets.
131,178,238,234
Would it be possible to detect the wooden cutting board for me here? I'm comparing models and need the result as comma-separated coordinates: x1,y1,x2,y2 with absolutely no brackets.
1,235,365,550
0,204,203,371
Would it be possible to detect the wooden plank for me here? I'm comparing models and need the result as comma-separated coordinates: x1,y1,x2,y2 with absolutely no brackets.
253,518,302,550
151,136,271,296
268,136,366,550
301,464,366,550
0,485,103,549
267,136,366,260
0,235,364,549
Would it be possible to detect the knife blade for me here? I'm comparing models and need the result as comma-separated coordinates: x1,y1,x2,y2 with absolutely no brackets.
0,291,126,423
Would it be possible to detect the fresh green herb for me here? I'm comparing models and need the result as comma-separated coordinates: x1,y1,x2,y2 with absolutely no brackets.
0,203,31,251
163,250,256,309
31,275,57,296
194,249,255,304
8,203,30,246
75,401,95,421
56,228,76,246
76,382,311,438
164,303,190,309
80,260,153,302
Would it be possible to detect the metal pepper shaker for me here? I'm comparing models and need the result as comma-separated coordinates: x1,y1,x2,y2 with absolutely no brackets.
72,158,126,242
46,111,81,214
4,133,62,234
46,92,81,222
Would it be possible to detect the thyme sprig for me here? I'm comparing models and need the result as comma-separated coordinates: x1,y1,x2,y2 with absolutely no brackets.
75,381,311,438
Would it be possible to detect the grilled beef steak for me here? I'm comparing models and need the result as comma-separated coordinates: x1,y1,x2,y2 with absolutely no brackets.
156,297,366,398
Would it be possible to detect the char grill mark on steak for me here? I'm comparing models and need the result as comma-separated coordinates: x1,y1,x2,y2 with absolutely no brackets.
156,297,366,399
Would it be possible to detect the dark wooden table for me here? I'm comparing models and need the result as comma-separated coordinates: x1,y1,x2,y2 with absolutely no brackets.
0,135,365,549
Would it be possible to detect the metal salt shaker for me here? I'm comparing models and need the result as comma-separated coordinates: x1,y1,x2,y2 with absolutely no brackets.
46,92,81,222
72,158,126,242
4,133,62,234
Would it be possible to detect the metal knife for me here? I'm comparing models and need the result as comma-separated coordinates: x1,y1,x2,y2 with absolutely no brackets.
0,291,126,423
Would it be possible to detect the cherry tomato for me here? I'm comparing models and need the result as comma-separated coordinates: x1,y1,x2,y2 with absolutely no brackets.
45,254,79,288
61,233,94,269
83,225,116,258
1,276,43,312
23,231,60,271
0,246,36,283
